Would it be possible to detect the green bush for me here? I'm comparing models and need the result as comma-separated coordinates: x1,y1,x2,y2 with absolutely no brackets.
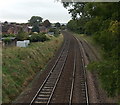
16,33,28,41
64,2,120,99
3,34,16,37
29,33,49,42
88,59,120,97
49,28,60,37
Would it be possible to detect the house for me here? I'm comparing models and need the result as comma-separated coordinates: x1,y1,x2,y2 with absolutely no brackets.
2,23,19,35
27,26,32,33
2,22,32,35
1,37,17,47
23,25,29,33
7,26,14,34
39,26,48,33
48,32,54,35
2,24,10,34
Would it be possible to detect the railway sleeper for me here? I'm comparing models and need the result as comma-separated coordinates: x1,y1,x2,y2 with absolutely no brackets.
53,65,63,70
79,76,85,79
38,94,50,97
81,83,85,86
34,100,47,104
60,54,67,57
35,98,48,103
42,88,53,92
51,72,60,75
80,81,85,85
51,69,61,73
61,53,67,55
44,84,55,87
46,82,55,85
46,80,56,83
36,97,49,101
82,98,87,102
50,74,60,77
81,90,86,94
44,86,53,89
42,88,53,90
82,93,86,97
81,88,86,91
40,91,51,94
48,78,58,81
49,77,59,80
60,56,67,59
48,77,58,80
80,79,85,82
37,95,50,99
59,60,66,62
40,91,51,95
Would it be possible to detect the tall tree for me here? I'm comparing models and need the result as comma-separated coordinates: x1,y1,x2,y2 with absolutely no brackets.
32,25,40,33
55,22,61,28
62,2,120,97
28,16,43,26
63,2,87,20
43,20,51,28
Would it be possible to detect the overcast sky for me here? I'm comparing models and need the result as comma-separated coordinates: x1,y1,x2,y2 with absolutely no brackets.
0,0,71,23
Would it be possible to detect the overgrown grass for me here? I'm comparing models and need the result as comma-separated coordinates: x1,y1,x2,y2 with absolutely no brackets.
2,35,63,103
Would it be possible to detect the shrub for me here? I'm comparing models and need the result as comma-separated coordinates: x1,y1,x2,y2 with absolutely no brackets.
29,33,49,42
3,34,16,37
31,25,40,33
88,60,120,97
16,33,28,41
49,28,60,37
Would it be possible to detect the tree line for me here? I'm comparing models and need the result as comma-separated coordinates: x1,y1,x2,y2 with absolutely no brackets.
63,2,120,98
28,16,62,33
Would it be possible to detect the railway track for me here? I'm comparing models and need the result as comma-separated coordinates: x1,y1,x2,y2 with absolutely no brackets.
29,31,90,105
76,37,89,105
30,40,70,105
69,35,89,105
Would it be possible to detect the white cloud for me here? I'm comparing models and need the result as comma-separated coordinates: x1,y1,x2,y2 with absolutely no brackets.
0,0,71,23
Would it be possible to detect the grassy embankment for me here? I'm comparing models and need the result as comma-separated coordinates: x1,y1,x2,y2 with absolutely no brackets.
2,35,63,103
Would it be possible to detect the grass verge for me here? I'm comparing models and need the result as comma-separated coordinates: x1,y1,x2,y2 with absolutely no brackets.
2,35,63,103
